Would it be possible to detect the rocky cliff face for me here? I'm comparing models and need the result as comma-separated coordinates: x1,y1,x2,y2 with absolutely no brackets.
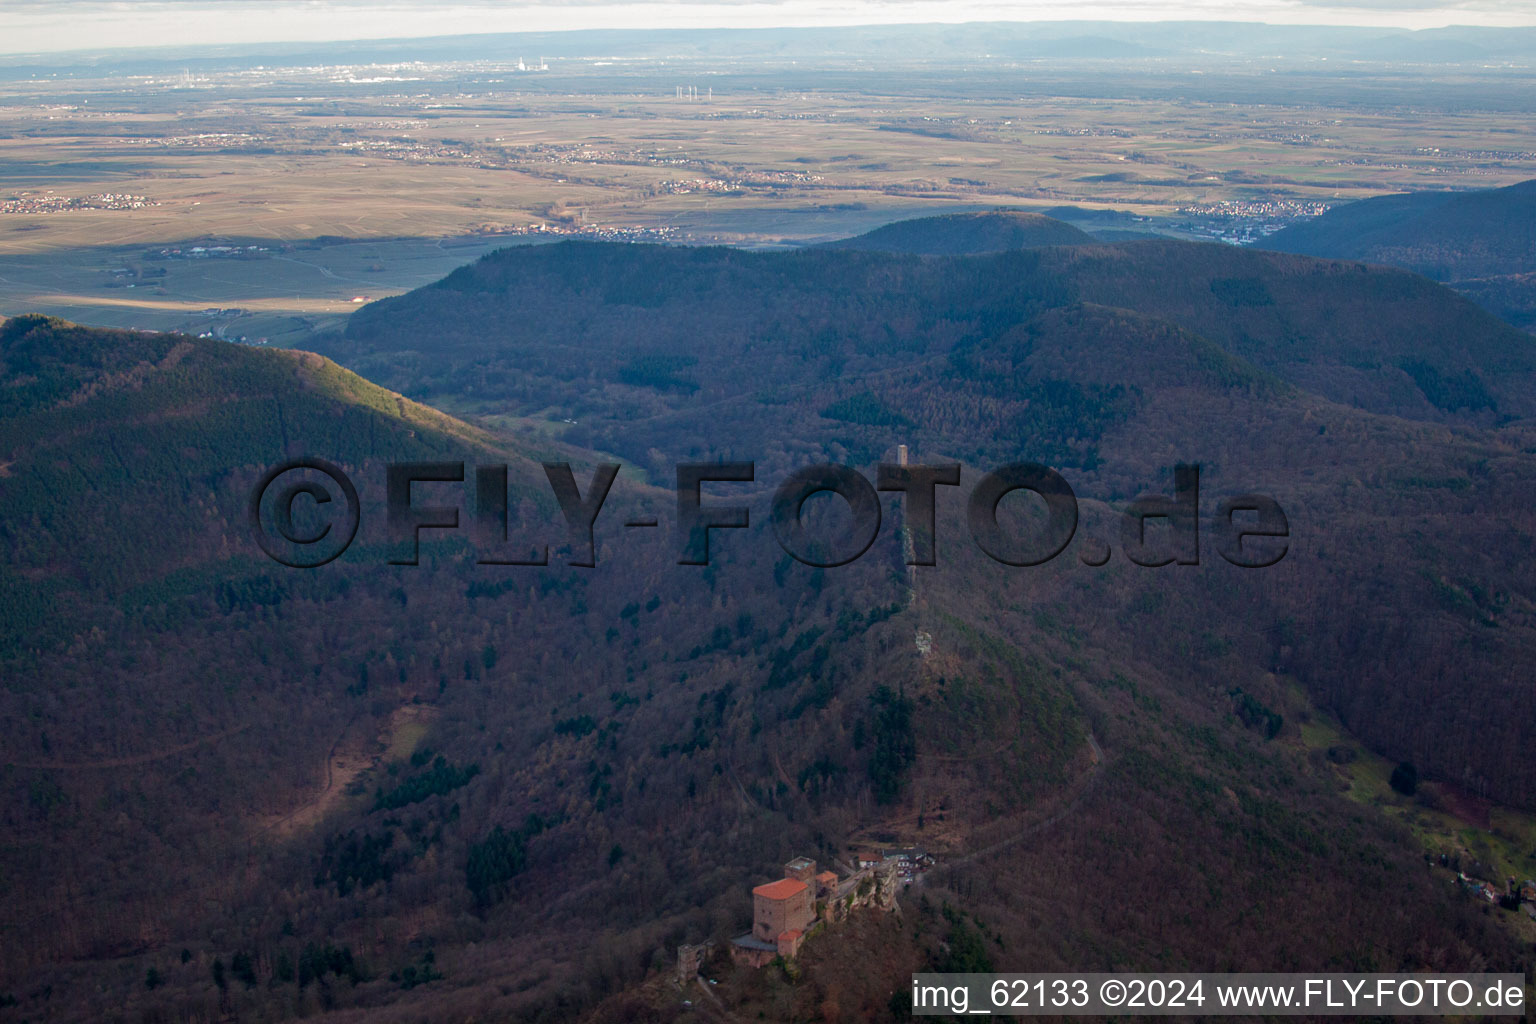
823,861,901,924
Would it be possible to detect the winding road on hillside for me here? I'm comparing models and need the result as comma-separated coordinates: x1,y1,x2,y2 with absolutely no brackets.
9,724,249,770
249,712,365,841
921,732,1105,883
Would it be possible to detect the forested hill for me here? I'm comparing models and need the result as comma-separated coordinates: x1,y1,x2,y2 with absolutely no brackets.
819,210,1095,253
335,236,1536,425
1264,179,1536,279
0,313,548,654
1262,179,1536,330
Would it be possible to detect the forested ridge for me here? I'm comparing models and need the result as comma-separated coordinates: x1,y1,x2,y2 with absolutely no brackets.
323,232,1536,813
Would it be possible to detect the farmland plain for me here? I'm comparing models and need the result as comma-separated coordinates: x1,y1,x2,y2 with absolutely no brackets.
2,52,1534,340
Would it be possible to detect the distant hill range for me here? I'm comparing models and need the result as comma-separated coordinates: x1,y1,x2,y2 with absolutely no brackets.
1263,179,1536,331
821,210,1094,254
9,22,1536,78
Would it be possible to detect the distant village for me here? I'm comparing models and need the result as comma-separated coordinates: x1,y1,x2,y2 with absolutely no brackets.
124,132,271,149
151,244,269,260
1174,198,1332,245
1,192,159,215
330,131,830,200
657,170,825,195
497,222,681,243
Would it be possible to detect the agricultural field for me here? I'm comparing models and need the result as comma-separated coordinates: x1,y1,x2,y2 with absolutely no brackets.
0,234,530,341
2,55,1534,339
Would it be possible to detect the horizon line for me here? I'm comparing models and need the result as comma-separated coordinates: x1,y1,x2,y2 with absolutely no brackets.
3,3,1536,59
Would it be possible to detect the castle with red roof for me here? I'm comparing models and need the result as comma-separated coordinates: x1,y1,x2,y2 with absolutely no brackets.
729,855,899,967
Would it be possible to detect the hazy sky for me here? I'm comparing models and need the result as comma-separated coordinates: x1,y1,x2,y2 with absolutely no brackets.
2,0,1534,54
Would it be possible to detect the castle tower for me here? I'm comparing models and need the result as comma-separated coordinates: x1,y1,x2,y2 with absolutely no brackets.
752,878,814,944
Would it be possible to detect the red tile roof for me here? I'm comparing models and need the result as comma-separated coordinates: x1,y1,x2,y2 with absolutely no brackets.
778,929,803,943
753,878,808,901
815,871,837,885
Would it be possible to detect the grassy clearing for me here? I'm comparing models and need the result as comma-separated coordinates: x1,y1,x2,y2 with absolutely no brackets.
384,719,430,764
1289,679,1536,934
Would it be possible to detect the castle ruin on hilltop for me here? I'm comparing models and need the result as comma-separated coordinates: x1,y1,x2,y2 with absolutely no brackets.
729,855,900,967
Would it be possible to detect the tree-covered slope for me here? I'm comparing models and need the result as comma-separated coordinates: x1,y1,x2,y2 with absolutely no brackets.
0,313,540,653
1264,179,1536,280
320,239,1536,815
0,318,1096,1019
